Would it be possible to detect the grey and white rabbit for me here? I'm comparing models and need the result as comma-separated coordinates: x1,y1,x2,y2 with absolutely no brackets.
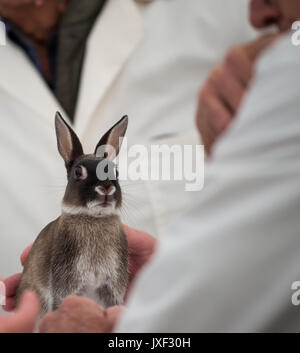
16,112,129,317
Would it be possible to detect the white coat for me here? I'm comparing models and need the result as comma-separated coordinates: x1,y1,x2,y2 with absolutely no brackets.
0,0,255,277
117,36,300,332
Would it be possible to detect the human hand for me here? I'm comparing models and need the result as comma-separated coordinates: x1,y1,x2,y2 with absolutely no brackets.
0,291,40,333
196,34,280,156
3,226,156,310
124,225,156,297
3,243,32,312
39,295,123,333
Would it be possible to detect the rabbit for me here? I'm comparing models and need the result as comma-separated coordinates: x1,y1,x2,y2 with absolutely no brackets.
16,112,129,318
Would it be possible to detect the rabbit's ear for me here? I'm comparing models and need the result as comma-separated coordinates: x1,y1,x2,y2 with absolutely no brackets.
55,112,83,169
95,115,128,160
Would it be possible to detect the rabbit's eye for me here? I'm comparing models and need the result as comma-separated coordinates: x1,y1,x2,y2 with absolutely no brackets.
74,166,87,180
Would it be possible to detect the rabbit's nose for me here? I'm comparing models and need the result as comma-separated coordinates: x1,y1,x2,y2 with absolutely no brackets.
95,185,116,196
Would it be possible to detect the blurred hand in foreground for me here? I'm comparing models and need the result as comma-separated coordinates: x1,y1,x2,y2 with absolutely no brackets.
0,291,40,333
39,295,123,333
196,34,280,156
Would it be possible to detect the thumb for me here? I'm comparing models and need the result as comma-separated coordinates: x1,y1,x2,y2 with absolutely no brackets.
245,33,282,61
106,306,125,332
0,291,40,333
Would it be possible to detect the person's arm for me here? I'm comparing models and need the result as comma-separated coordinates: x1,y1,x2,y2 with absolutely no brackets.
116,35,300,332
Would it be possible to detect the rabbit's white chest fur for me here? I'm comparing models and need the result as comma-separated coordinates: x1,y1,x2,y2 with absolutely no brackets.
75,248,122,307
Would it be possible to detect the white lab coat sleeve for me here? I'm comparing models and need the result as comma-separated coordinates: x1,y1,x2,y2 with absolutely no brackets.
116,36,300,332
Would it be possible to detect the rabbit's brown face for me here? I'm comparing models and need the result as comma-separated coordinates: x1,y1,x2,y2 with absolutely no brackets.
55,112,128,217
62,156,122,216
